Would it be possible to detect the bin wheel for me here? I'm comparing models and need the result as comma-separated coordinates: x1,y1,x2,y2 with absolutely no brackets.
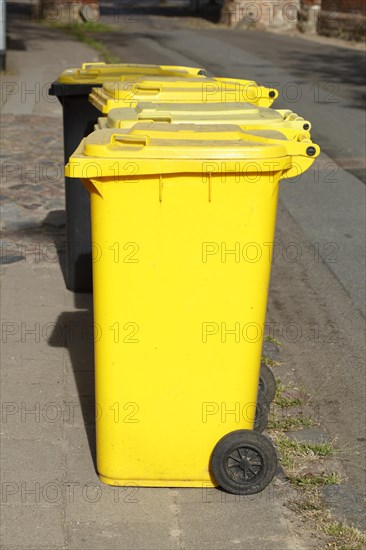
259,362,277,404
210,430,278,495
254,389,269,433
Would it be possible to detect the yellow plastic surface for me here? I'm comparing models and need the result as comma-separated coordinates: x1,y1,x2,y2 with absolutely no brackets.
57,62,206,83
66,124,319,487
67,123,319,179
89,76,278,113
95,101,311,138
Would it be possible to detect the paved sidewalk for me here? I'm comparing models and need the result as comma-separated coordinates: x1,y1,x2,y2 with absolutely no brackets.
0,13,312,550
1,16,99,232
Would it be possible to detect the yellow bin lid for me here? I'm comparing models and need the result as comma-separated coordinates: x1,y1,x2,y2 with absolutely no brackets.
95,102,311,137
57,62,207,83
66,123,319,180
89,76,278,113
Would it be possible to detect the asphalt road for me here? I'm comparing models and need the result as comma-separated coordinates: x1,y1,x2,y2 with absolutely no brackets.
94,8,366,528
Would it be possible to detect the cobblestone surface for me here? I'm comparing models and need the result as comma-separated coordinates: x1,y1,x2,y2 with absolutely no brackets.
1,113,65,231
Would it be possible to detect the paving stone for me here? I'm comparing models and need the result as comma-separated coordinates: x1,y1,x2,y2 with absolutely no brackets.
64,425,98,484
323,482,366,530
1,439,63,487
67,519,179,550
65,485,175,526
0,504,64,549
175,487,296,549
0,358,64,441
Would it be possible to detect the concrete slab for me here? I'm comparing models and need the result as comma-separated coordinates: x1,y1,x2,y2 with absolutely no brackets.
66,519,179,550
0,504,64,549
1,439,63,485
65,485,176,526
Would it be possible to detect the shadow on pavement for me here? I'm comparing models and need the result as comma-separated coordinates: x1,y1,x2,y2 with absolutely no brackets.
37,211,96,469
49,289,97,471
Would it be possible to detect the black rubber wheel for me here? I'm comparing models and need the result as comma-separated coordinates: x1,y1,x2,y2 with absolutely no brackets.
254,389,269,433
259,362,277,404
210,429,278,495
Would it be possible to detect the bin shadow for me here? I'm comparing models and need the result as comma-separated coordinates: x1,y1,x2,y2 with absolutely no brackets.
28,210,97,468
41,209,93,294
40,210,67,281
49,289,97,471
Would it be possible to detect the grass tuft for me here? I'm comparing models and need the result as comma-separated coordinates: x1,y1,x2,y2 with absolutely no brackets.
268,415,313,430
275,394,303,408
321,520,366,550
274,381,303,408
261,355,282,368
276,437,335,457
288,472,342,487
263,335,282,346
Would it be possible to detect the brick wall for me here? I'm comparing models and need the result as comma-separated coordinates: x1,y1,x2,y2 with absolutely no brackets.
317,0,366,40
321,0,366,15
221,0,300,30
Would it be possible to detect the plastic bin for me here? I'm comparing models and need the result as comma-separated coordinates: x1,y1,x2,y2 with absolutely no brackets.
66,123,319,494
49,63,206,292
89,76,278,114
95,102,311,139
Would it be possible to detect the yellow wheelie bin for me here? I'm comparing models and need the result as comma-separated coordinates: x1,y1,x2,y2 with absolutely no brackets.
66,123,319,495
49,62,206,292
89,76,278,114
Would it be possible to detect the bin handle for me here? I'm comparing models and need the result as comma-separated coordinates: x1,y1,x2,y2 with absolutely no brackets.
79,70,101,78
81,62,106,69
138,113,172,123
135,84,162,94
111,134,149,147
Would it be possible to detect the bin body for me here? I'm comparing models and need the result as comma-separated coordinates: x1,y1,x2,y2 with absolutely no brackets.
53,88,101,292
91,171,280,486
66,124,319,487
50,63,206,292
